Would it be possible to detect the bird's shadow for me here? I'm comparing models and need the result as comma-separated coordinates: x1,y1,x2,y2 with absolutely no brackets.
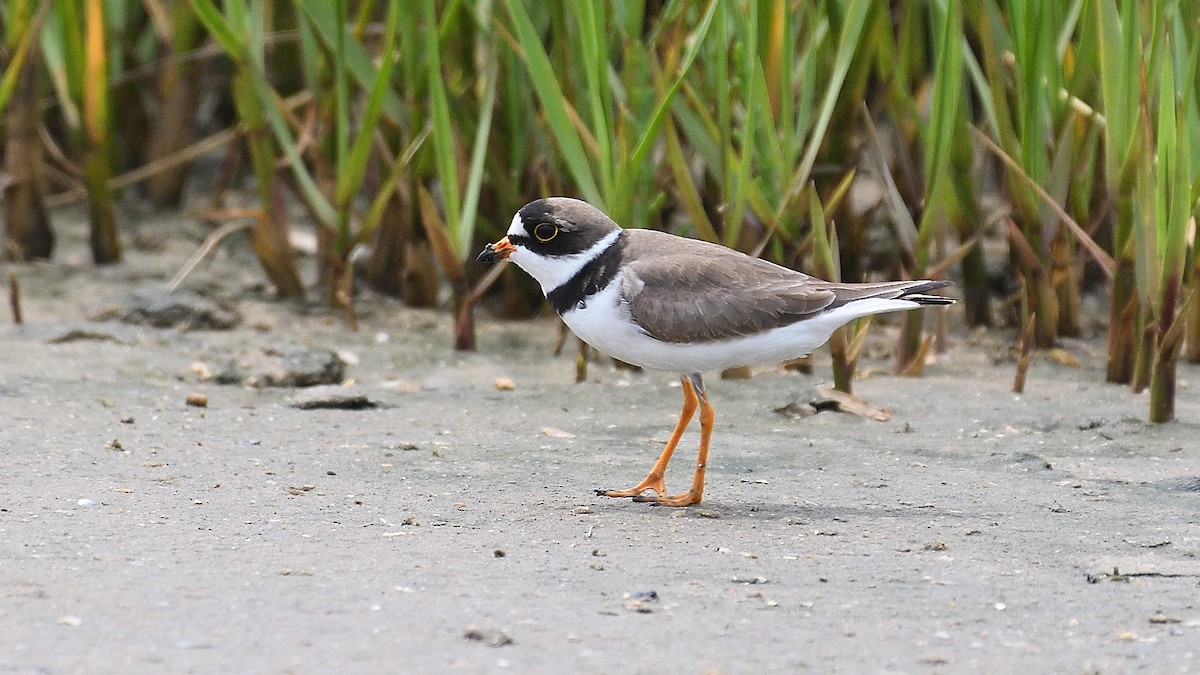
587,496,970,524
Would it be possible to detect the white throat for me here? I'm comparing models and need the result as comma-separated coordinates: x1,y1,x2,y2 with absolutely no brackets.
506,220,622,295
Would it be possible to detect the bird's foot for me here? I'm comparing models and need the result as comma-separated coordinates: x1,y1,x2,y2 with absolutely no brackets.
631,490,702,507
596,475,666,499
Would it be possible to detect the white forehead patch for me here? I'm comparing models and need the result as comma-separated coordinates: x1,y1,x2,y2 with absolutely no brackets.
506,213,525,238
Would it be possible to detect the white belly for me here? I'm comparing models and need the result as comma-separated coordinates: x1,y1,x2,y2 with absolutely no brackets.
559,280,920,374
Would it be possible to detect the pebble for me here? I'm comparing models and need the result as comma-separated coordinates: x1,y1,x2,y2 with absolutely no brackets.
58,616,83,627
175,639,213,650
290,386,377,410
731,575,768,585
463,627,514,647
46,328,123,344
277,349,347,387
624,590,659,613
225,347,348,388
107,288,241,331
186,393,208,408
493,377,516,391
1149,614,1182,624
191,361,213,380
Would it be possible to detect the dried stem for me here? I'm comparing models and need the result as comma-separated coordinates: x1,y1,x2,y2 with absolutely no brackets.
8,271,23,325
1013,312,1036,394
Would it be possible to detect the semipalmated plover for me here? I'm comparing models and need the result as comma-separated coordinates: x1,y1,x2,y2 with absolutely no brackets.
479,197,953,507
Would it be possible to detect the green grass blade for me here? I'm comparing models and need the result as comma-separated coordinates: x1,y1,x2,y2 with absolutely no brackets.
722,0,757,247
333,0,349,199
187,0,244,60
1158,22,1191,308
425,0,462,245
778,0,870,217
809,186,836,281
253,77,337,226
0,0,49,113
335,0,400,209
502,0,602,206
916,0,964,268
41,0,84,129
456,53,499,258
575,2,614,201
293,0,405,124
619,0,719,200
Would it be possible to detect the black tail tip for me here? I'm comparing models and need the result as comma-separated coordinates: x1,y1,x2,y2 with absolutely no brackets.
903,280,955,305
906,294,956,306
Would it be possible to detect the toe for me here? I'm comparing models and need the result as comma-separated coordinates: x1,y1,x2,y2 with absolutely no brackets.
633,492,701,507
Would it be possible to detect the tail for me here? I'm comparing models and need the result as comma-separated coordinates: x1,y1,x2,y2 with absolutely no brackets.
897,280,955,306
824,279,955,310
798,279,955,337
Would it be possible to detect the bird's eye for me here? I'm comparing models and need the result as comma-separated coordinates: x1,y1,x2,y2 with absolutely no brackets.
533,223,558,242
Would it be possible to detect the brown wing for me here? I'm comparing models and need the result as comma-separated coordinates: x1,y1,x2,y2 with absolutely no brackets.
619,230,954,344
619,230,837,343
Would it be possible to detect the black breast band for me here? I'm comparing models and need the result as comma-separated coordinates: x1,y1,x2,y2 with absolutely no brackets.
545,232,627,315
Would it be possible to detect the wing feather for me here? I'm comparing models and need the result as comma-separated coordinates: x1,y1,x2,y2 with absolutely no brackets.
618,230,952,344
620,231,836,343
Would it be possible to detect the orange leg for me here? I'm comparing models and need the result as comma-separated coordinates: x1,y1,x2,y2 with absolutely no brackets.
598,375,699,499
634,373,713,507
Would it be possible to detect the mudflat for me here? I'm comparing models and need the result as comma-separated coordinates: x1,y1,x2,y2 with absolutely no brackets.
2,209,1198,673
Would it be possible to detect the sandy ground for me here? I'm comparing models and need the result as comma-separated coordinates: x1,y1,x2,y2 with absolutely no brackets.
2,208,1200,674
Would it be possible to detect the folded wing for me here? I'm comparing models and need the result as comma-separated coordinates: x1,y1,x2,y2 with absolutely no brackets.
620,230,951,344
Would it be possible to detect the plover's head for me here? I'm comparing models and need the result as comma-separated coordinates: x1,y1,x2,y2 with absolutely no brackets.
478,198,623,292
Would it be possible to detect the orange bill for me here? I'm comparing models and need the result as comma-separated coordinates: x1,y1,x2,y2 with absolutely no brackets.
477,237,516,263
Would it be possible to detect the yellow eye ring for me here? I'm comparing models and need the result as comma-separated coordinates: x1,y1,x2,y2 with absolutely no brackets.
534,223,558,242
